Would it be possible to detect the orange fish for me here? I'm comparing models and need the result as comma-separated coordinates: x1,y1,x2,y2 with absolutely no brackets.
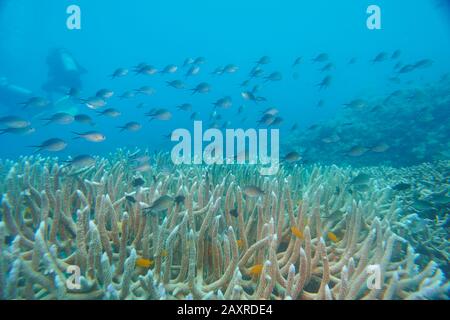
327,232,339,243
136,258,154,268
236,239,244,249
291,226,304,240
249,264,264,276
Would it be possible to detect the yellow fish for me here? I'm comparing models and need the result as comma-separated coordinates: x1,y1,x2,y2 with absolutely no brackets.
136,258,154,268
236,239,244,249
291,226,304,240
327,231,339,243
249,264,264,276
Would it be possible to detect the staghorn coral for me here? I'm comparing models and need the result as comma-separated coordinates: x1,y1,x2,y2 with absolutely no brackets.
0,151,448,300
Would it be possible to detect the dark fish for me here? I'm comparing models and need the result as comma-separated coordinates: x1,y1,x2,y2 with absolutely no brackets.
392,182,412,191
177,103,192,112
249,66,264,78
160,64,178,74
96,108,121,118
185,65,200,77
110,68,129,79
81,96,106,109
75,114,95,126
29,138,67,153
264,72,282,82
224,64,239,73
126,195,137,204
0,126,35,135
132,177,146,187
318,75,332,90
320,62,334,72
146,109,172,121
143,195,174,215
119,91,136,100
347,146,369,157
174,195,185,205
270,116,283,126
72,131,106,142
190,82,211,95
63,154,95,168
241,91,256,102
312,53,329,63
256,56,271,65
21,97,50,109
211,66,224,75
194,57,206,65
414,59,433,69
398,64,416,74
0,116,30,128
292,57,302,67
229,208,239,218
350,173,371,185
118,122,142,132
290,123,298,132
213,96,232,109
391,50,402,60
135,86,156,96
284,151,302,163
42,112,74,125
243,186,265,198
167,80,186,89
96,89,114,99
372,52,388,63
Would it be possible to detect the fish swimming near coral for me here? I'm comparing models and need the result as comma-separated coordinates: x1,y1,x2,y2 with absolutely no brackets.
327,231,339,243
349,173,371,186
243,186,265,198
143,195,174,216
136,258,154,268
291,226,304,240
72,131,106,142
62,154,95,169
249,264,264,276
126,195,137,204
132,177,146,188
392,182,412,191
229,208,239,218
174,195,185,205
29,138,67,153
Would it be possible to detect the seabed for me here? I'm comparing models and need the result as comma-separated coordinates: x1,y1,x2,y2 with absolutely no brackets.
0,151,448,300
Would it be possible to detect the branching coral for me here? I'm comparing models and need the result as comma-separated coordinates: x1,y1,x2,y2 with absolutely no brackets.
0,152,448,300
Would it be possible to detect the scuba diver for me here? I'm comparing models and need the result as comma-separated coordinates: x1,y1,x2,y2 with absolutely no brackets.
42,48,87,99
1,48,86,117
0,77,33,113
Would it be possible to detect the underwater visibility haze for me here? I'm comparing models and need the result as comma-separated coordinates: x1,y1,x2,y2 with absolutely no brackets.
0,0,449,300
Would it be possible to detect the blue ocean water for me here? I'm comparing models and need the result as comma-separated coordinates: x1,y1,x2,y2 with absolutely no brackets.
0,0,449,161
1,0,450,302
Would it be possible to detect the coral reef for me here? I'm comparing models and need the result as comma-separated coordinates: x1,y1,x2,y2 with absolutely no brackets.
0,151,448,300
284,79,450,167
